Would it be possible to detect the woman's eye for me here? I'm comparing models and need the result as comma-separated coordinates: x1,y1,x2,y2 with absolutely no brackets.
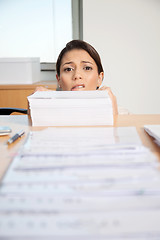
64,67,73,72
84,66,92,70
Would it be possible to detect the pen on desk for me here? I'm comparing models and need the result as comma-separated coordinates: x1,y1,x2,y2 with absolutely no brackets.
7,130,25,145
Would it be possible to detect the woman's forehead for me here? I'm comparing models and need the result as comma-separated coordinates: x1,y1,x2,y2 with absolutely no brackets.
61,49,96,65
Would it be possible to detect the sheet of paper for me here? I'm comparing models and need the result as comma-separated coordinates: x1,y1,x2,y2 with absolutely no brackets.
0,126,160,239
0,211,160,238
144,125,160,146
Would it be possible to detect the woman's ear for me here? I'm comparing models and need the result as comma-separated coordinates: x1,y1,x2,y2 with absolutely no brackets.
56,74,61,88
97,72,104,88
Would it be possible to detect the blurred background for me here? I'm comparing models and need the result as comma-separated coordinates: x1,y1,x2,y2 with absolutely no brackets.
0,0,159,114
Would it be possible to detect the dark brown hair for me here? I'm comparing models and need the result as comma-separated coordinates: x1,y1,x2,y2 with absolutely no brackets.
56,40,104,77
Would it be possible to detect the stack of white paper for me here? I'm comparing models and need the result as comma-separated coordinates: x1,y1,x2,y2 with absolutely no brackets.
27,90,113,126
144,125,160,146
0,127,160,239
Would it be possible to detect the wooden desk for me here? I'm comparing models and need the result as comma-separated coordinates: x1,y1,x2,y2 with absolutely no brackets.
0,81,57,108
0,114,160,180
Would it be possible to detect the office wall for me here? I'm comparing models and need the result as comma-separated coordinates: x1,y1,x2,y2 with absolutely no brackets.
83,0,160,114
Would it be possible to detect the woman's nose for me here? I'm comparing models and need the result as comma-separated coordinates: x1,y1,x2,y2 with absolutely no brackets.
73,69,82,80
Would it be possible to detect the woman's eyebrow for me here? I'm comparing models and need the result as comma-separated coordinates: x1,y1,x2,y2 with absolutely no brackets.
62,61,74,67
62,60,94,66
82,61,93,65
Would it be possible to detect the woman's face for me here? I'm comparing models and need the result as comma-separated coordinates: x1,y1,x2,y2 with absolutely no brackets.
56,49,103,91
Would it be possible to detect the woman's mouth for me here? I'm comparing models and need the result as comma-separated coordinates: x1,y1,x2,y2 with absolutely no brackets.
71,84,85,91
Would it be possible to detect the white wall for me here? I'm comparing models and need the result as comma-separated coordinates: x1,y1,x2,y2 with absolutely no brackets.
83,0,160,114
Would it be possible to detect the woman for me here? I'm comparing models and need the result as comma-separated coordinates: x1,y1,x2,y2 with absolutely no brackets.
37,40,118,114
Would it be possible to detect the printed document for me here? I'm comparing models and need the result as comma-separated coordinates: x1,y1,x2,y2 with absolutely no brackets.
0,127,160,239
144,125,160,146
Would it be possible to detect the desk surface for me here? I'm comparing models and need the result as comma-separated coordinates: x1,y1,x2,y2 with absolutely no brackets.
0,114,160,180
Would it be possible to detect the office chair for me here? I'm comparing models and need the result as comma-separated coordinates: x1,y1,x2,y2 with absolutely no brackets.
0,108,28,115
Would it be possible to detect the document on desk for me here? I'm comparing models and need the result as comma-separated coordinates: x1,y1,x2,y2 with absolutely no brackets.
27,90,113,126
0,127,160,239
144,124,160,146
